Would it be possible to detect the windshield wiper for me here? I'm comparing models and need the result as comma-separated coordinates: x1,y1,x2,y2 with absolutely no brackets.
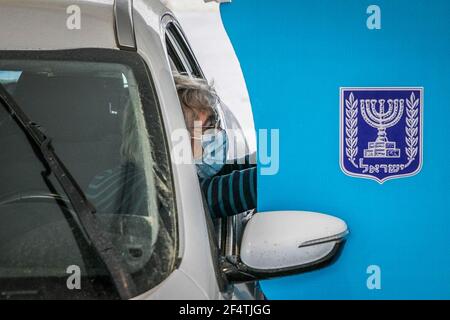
0,83,136,299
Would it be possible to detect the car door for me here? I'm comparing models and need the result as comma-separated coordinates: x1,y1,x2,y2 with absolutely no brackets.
160,14,264,300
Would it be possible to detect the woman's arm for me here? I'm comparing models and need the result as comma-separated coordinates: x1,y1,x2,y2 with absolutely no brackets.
200,166,257,219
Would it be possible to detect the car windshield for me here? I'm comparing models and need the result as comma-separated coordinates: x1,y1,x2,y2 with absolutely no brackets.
0,49,177,299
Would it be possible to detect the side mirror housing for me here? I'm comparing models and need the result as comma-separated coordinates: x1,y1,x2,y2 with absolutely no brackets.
224,211,348,282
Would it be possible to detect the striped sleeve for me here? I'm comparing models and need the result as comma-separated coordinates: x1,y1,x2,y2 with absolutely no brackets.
200,166,257,219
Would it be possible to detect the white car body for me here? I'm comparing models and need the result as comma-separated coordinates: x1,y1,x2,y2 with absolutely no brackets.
0,0,260,300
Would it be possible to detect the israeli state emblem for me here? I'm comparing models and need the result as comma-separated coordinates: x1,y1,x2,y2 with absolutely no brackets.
340,87,423,183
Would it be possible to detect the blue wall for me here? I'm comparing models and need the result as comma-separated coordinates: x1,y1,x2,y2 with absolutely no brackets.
221,0,450,299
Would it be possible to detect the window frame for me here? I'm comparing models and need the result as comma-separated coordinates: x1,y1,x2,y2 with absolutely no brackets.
161,15,247,289
163,19,204,78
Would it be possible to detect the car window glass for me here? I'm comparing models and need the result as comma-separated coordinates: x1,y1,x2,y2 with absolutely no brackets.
0,49,178,299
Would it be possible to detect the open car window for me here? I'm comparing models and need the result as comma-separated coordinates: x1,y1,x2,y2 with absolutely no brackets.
162,19,251,262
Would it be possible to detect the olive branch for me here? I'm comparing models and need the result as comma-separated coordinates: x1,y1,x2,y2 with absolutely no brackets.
405,92,419,168
345,92,358,168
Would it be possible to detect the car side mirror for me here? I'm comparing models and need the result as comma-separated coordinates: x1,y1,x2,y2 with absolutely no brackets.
223,211,348,283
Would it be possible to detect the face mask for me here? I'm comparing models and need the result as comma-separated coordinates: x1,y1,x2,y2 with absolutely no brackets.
195,130,228,179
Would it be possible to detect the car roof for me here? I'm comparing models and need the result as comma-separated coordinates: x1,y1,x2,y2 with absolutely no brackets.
0,0,170,51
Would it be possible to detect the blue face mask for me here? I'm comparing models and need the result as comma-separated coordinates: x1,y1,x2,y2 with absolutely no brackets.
196,130,228,179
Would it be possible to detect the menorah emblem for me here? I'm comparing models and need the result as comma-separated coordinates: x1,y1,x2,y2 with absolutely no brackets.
360,98,404,158
340,88,423,183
